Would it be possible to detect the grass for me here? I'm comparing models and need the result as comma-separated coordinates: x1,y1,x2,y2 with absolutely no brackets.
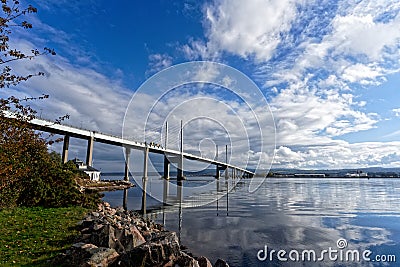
0,206,89,266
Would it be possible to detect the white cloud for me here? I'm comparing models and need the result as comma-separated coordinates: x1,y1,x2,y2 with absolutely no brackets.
275,146,304,163
331,13,400,61
186,0,400,169
147,53,173,75
272,141,400,169
288,2,400,80
203,0,300,62
341,63,384,84
393,108,400,117
2,38,131,134
123,86,276,171
180,38,215,61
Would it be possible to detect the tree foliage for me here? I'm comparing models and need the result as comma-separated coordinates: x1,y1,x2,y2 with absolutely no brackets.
0,0,100,208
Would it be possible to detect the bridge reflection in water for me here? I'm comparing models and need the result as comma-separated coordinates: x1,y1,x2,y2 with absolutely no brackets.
110,175,242,244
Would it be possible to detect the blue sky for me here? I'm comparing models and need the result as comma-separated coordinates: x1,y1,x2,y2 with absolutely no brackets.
4,0,400,171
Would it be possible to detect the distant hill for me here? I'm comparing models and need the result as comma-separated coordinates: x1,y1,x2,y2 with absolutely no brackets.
267,167,400,178
270,167,400,173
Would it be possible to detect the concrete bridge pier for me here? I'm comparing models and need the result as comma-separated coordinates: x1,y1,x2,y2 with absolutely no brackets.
62,134,70,164
123,188,128,210
177,180,183,203
177,120,184,180
163,156,170,180
163,178,169,205
215,165,220,179
177,180,183,243
141,146,149,215
225,167,229,179
124,147,131,181
86,134,94,166
177,156,184,180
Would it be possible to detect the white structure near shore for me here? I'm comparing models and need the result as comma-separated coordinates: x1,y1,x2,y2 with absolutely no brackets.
73,158,101,181
345,171,368,178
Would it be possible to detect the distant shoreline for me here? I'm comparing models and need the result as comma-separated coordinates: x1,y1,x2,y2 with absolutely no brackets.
267,176,399,178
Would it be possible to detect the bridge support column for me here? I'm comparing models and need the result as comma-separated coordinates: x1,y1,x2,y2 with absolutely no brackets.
62,135,70,164
177,120,184,180
177,159,184,180
86,135,94,166
215,165,220,179
141,177,148,215
163,178,169,205
123,188,128,211
141,146,149,215
163,156,170,180
177,180,183,243
124,147,131,181
177,180,183,202
225,145,228,179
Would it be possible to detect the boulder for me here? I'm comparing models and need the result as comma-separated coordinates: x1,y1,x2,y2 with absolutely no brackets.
175,252,200,267
197,256,213,267
54,242,119,267
80,217,146,253
57,202,227,267
87,247,119,266
214,259,229,267
113,231,181,267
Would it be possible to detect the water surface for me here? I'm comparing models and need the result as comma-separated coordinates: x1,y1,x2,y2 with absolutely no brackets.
103,177,400,266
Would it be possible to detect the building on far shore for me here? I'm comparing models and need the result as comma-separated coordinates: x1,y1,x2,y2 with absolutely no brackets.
72,158,101,181
345,171,368,178
294,173,326,178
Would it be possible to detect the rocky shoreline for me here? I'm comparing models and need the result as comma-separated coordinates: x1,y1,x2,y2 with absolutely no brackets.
54,202,229,267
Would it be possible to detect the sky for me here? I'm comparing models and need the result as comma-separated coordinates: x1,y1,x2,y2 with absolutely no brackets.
3,0,400,171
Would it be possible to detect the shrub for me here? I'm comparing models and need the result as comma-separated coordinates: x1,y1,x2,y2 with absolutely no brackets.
0,118,100,208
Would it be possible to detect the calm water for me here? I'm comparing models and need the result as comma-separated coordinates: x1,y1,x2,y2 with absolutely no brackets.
103,177,400,266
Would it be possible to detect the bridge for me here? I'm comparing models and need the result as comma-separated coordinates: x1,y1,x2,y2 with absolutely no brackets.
26,117,255,181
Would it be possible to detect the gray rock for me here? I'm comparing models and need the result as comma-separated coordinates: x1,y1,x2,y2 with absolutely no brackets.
214,259,229,267
115,231,181,267
87,247,119,266
55,242,118,266
197,256,212,267
175,252,200,267
94,223,104,231
57,202,224,267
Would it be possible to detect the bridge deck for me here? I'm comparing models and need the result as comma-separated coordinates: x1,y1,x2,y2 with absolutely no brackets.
28,118,254,175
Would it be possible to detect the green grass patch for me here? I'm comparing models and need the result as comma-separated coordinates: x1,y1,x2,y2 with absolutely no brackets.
0,206,89,266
